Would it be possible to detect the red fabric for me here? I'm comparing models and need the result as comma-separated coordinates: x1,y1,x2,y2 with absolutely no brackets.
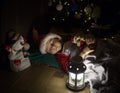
70,35,74,42
56,53,70,73
80,40,86,51
14,59,21,65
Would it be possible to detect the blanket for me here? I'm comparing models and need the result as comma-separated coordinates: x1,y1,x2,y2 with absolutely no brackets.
29,52,60,68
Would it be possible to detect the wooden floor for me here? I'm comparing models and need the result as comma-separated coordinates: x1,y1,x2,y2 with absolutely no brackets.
0,63,90,93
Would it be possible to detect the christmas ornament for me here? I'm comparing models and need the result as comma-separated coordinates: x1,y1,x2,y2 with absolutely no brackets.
56,1,63,11
74,12,82,19
52,17,56,21
67,11,70,16
64,1,70,6
84,5,92,15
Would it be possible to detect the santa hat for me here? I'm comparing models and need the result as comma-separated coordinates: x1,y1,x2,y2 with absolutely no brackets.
40,33,62,54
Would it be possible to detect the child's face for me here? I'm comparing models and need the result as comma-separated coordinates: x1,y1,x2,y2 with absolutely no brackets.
85,34,95,45
85,38,95,45
46,39,62,54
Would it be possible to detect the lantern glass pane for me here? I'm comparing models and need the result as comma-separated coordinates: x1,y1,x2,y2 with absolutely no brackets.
68,72,75,86
77,73,84,86
70,72,76,79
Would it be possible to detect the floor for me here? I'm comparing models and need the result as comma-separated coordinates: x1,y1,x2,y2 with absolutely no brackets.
0,63,90,93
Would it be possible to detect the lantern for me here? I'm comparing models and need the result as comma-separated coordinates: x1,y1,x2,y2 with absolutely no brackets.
66,56,86,91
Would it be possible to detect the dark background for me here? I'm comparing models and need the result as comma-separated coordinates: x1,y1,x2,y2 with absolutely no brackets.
0,0,120,44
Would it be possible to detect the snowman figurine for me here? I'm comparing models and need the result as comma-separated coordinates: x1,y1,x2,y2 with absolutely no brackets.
5,29,31,72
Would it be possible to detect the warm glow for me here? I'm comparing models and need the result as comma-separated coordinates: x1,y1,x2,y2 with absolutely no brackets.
77,73,84,80
70,72,75,80
68,72,84,87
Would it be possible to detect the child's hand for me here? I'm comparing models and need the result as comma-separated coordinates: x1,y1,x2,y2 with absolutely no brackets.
80,47,94,59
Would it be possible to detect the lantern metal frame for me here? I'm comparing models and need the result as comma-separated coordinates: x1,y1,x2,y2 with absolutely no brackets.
66,57,86,91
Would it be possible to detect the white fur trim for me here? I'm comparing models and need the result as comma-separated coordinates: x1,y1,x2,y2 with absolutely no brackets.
40,33,61,54
85,55,96,60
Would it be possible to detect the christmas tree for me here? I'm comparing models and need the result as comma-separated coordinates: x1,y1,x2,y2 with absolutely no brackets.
48,0,101,29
